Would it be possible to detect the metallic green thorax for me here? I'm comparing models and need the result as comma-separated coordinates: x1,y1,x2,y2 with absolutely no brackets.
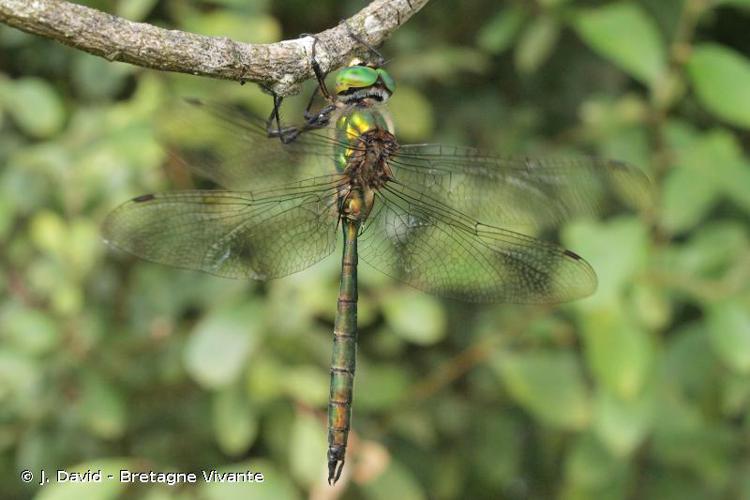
333,109,390,172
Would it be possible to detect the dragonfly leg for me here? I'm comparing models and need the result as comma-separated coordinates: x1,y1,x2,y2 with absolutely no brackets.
301,84,336,130
263,90,335,144
263,91,303,144
302,33,333,102
260,33,344,145
263,87,337,144
300,33,338,129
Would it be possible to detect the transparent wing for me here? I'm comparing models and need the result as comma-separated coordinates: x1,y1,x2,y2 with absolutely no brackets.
391,144,653,228
161,98,349,191
103,175,345,280
358,180,597,303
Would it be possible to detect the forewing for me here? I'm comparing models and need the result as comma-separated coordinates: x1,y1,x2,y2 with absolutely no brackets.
391,144,653,228
358,182,597,303
103,176,343,279
162,99,343,191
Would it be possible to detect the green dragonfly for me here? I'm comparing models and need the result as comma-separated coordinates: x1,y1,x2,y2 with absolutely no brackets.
103,58,651,484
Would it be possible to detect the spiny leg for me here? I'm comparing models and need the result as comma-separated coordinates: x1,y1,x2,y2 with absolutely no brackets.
302,33,333,102
301,34,338,129
260,35,338,144
262,88,302,144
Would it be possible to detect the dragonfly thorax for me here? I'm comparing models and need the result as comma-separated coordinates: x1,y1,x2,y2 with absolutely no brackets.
344,128,399,191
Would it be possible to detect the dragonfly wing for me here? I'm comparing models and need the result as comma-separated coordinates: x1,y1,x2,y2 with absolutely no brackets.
103,176,343,280
162,99,342,191
391,144,653,228
358,181,597,303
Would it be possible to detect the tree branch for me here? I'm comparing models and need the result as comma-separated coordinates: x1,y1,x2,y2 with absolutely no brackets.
0,0,428,95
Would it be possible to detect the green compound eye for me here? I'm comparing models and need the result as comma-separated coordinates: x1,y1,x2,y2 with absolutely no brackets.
335,66,378,94
376,68,396,94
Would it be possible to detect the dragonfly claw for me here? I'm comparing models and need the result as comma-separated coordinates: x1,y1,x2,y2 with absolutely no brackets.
327,447,346,485
327,459,344,485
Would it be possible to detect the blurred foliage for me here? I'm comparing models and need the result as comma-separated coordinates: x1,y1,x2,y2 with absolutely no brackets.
1,0,750,499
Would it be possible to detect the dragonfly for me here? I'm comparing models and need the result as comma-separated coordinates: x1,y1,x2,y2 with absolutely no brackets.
103,56,651,485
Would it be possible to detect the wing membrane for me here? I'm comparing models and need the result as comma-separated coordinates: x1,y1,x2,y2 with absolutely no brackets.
161,99,350,191
358,180,597,303
103,175,344,279
391,144,653,228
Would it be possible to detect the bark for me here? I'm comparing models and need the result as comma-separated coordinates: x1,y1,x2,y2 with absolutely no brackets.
0,0,428,94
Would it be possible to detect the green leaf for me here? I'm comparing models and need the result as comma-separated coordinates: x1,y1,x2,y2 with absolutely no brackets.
388,85,435,142
184,301,264,388
360,459,427,500
200,460,299,500
687,44,750,128
476,6,526,54
631,283,671,331
116,0,158,21
563,217,648,307
721,372,750,416
280,365,328,406
0,349,39,405
714,0,750,8
72,54,133,100
658,324,719,404
740,465,750,500
592,390,652,457
389,46,491,83
30,211,66,256
493,351,590,429
381,289,446,345
356,363,410,411
213,385,258,456
670,221,748,280
245,357,287,403
288,411,327,486
661,166,719,234
581,307,653,399
563,434,628,496
722,157,750,215
469,413,523,488
183,12,280,44
707,299,750,374
0,188,13,240
78,375,127,440
4,78,65,138
34,458,133,500
514,16,560,74
572,3,666,85
661,129,745,232
650,399,735,486
1,304,60,355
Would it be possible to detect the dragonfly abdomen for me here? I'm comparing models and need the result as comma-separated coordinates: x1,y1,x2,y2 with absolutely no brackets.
327,196,361,484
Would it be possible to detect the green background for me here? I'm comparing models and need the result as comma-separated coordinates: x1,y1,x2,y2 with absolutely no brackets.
2,0,750,498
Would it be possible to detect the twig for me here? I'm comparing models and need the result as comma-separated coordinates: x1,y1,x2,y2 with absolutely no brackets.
0,0,428,95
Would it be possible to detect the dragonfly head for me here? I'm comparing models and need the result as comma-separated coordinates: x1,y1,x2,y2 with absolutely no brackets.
333,59,395,105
